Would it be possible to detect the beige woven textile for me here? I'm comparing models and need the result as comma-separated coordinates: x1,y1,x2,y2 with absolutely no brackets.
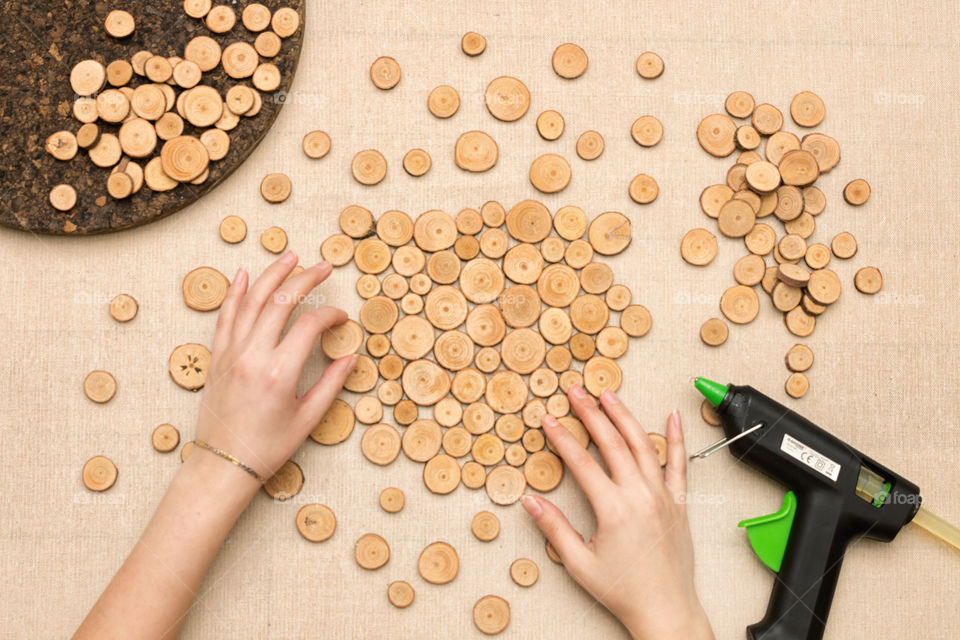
2,0,959,638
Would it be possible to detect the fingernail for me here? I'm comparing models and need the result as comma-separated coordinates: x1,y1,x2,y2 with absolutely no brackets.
570,385,586,399
281,251,297,265
522,495,542,517
601,390,619,404
541,414,559,430
347,353,359,369
668,410,681,429
234,267,246,284
315,260,331,271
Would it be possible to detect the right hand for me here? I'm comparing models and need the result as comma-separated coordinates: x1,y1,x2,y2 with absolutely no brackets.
522,386,714,639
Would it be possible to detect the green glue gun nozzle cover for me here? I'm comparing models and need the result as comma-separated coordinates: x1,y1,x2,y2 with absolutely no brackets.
692,377,923,640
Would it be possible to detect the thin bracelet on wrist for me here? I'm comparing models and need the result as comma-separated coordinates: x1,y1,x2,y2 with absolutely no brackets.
192,440,267,484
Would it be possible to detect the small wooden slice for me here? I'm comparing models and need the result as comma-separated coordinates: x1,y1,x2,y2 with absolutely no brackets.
681,228,718,266
552,43,588,78
168,343,210,390
831,232,858,259
854,267,883,294
537,110,565,140
576,130,604,160
785,344,814,372
418,541,459,584
472,510,500,541
455,131,498,172
259,226,288,253
462,32,486,55
309,398,355,445
631,115,663,147
361,423,401,465
182,266,229,311
720,285,760,324
302,130,331,158
725,91,755,118
370,56,401,89
296,504,336,542
700,317,728,346
485,465,526,505
529,154,571,193
355,533,390,570
524,451,563,492
474,595,511,635
263,460,303,500
428,85,460,118
485,76,530,121
387,581,414,609
423,454,461,494
790,91,826,127
82,455,117,491
628,174,658,204
587,211,631,255
843,179,871,205
752,103,783,135
321,319,364,359
807,269,842,305
635,51,664,79
648,433,668,466
151,424,180,453
109,293,138,322
352,149,387,185
84,370,116,403
510,558,539,587
785,372,810,399
697,114,737,157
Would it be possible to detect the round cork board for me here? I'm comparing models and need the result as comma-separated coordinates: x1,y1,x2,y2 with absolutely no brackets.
0,0,305,235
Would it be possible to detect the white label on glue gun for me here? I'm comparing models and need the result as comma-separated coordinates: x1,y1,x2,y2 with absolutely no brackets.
780,434,841,482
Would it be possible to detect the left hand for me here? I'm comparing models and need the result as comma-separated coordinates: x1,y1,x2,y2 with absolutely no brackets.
195,252,355,481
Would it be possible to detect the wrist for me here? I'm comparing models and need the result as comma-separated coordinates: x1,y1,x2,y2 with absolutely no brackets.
624,598,713,640
180,446,262,505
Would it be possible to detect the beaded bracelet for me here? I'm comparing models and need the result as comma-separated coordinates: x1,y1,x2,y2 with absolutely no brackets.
192,439,267,484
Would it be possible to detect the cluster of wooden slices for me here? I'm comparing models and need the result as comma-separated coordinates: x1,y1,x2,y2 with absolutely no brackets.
687,91,883,400
45,3,300,212
330,36,663,211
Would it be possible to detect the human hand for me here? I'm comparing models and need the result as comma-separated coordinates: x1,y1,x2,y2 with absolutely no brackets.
522,386,713,640
194,252,355,485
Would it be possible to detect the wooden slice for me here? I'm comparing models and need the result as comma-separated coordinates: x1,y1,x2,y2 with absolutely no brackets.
752,103,783,135
319,234,353,265
361,423,401,465
344,354,378,393
536,109,565,141
523,428,546,453
182,86,223,127
427,84,460,118
204,5,236,33
393,400,418,426
733,254,766,286
777,234,807,262
403,148,432,176
335,205,371,239
546,393,569,417
182,266,229,311
552,42,588,78
605,284,632,311
726,164,748,191
254,31,282,57
538,308,572,346
73,96,99,123
745,223,776,256
352,149,387,185
524,450,563,492
441,426,471,459
76,123,100,150
46,130,78,161
802,293,827,316
83,370,116,403
302,130,331,159
553,205,587,240
777,263,811,288
831,231,858,259
386,581,414,609
454,208,482,236
844,179,871,206
160,135,208,182
306,398,354,445
700,184,733,219
570,295,609,334
71,60,106,96
855,267,883,294
576,130,604,160
648,433,668,466
790,91,825,127
465,304,507,347
529,154,572,193
366,334,391,358
681,228,718,266
635,51,664,79
82,455,117,491
522,398,547,428
498,284,539,328
499,328,545,374
418,541,459,584
390,245,424,277
477,201,504,229
501,244,543,285
460,461,485,489
485,76,530,121
720,285,760,324
168,343,211,390
296,504,336,543
321,319,363,360
413,209,457,251
772,282,802,312
697,114,737,157
179,441,195,462
774,185,804,222
588,211,631,255
184,36,221,71
89,133,122,168
800,133,841,173
400,293,424,315
509,558,539,588
108,293,138,323
240,3,271,31
355,533,390,570
718,198,755,238
785,211,816,241
354,238,392,274
154,112,184,141
765,131,800,165
540,237,565,264
271,6,300,36
401,360,450,406
628,174,659,204
485,371,527,414
354,396,383,426
583,356,622,396
801,244,830,271
197,129,229,162
785,344,814,373
380,274,407,300
631,115,663,146
473,433,505,466
49,184,77,211
450,369,485,404
149,423,179,453
458,258,505,304
434,330,474,370
725,91,755,118
779,150,820,187
423,454,462,494
144,157,177,192
427,251,462,284
104,9,136,37
462,31,486,55
620,304,652,337
263,461,303,500
455,236,480,260
144,55,173,83
463,402,495,434
477,228,507,259
370,56,401,89
374,487,405,515
700,317,728,346
807,268,842,304
735,125,761,150
252,63,281,92
785,372,810,399
745,161,780,192
455,131,498,172
784,306,817,337
565,240,593,269
485,465,526,505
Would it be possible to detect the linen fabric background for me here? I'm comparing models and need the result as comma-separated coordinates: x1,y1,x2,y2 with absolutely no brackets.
1,1,958,637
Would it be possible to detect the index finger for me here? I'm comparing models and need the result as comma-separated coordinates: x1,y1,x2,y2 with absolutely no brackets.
542,414,614,510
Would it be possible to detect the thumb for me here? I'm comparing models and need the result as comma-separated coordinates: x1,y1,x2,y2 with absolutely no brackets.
522,495,589,571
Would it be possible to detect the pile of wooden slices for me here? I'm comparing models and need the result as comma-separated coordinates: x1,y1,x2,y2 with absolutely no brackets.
315,201,651,506
46,3,300,211
688,91,884,399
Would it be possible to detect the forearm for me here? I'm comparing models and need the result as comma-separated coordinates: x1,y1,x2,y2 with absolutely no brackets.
75,452,260,639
